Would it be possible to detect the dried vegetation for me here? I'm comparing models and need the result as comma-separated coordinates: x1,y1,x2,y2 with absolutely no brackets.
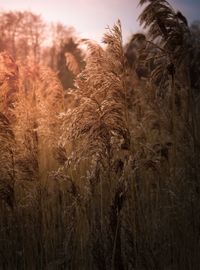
0,1,200,269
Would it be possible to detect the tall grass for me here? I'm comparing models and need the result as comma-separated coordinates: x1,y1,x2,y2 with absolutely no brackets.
0,1,200,269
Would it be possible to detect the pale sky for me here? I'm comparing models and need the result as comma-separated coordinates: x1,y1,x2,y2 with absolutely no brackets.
0,0,199,43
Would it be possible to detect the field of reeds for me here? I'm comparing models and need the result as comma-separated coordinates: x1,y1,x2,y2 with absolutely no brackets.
0,0,200,269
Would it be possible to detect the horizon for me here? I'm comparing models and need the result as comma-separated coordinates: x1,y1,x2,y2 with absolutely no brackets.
0,0,199,43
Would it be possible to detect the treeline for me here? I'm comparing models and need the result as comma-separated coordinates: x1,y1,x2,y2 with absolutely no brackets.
0,11,84,89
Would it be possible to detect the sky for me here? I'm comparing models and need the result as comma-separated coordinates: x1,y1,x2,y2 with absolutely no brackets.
0,0,199,43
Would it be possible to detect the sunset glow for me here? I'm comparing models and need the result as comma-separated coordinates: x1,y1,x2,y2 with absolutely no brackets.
0,0,199,43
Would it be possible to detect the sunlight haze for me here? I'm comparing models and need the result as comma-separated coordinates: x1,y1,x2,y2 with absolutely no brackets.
0,0,199,43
